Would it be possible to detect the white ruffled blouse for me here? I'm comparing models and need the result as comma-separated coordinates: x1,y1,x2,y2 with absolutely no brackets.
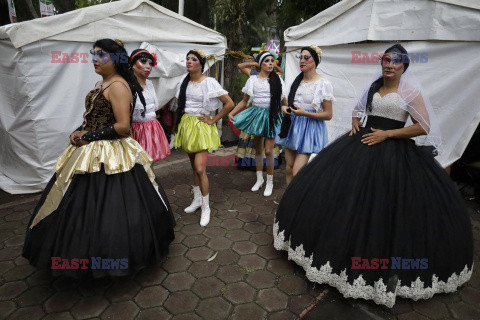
242,75,287,108
132,79,159,122
292,78,335,112
175,77,228,115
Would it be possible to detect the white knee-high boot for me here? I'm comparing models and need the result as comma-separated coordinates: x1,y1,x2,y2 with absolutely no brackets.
251,171,264,192
200,194,211,227
263,174,274,197
184,185,202,213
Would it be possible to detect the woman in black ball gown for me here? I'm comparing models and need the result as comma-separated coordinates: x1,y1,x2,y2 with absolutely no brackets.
273,44,473,307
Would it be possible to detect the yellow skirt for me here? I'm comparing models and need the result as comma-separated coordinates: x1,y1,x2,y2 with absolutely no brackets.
173,114,221,153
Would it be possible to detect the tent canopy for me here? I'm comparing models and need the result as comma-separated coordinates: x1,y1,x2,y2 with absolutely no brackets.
283,0,480,168
284,0,480,47
0,0,226,48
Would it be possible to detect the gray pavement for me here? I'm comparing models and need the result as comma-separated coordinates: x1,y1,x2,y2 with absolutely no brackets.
0,147,479,319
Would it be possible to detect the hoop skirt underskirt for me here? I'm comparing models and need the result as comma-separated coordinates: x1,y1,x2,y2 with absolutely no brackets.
274,116,473,307
23,137,175,278
235,131,282,170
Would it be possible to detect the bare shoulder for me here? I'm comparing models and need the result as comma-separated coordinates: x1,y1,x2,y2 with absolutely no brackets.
105,79,131,100
109,78,131,93
104,78,132,103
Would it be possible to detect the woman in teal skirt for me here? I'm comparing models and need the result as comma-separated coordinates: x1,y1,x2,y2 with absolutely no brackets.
228,50,287,197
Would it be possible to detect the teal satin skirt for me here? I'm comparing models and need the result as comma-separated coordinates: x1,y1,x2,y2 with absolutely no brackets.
233,105,281,138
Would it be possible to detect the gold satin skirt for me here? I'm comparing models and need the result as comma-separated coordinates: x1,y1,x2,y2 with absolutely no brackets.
30,137,162,229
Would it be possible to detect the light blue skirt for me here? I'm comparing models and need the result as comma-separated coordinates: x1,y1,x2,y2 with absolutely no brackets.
276,109,328,154
233,105,282,139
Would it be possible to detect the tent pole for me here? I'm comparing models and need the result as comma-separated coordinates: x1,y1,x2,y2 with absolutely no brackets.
178,0,184,15
217,59,225,140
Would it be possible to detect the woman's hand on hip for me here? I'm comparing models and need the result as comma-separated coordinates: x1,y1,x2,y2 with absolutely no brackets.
198,114,215,125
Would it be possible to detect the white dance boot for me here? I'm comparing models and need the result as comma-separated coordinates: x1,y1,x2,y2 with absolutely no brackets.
184,186,202,213
263,175,274,197
251,171,264,192
200,194,211,227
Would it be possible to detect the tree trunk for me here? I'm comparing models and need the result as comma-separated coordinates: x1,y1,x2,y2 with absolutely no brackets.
0,0,11,25
192,0,209,27
26,0,39,18
14,0,38,21
223,21,244,102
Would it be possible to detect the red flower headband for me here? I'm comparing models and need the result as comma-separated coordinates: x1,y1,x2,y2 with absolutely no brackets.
131,50,157,67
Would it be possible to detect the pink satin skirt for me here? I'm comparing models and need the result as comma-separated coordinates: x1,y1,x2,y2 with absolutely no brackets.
131,119,170,162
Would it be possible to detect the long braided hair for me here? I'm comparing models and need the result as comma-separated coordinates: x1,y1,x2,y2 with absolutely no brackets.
176,73,191,123
279,47,321,138
287,46,321,105
176,50,207,123
256,52,283,136
93,39,146,114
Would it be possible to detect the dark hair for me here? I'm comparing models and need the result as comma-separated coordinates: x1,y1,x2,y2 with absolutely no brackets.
381,44,409,71
365,77,384,112
287,46,322,107
129,49,155,67
279,46,322,138
267,72,283,136
176,73,191,122
366,44,410,112
278,71,303,138
176,50,207,122
93,39,146,115
254,53,283,135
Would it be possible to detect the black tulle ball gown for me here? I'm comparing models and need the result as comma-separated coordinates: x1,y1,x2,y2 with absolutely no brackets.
273,93,473,307
23,86,175,278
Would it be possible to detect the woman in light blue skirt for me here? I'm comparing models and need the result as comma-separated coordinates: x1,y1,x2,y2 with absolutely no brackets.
277,46,334,184
229,50,287,197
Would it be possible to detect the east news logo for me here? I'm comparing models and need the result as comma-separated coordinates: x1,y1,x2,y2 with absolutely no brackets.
351,257,428,270
51,257,128,270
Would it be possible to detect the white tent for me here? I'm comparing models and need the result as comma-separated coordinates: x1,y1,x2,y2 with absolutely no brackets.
0,0,226,193
284,0,480,167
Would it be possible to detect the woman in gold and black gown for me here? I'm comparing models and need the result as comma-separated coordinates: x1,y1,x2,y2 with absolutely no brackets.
23,39,175,278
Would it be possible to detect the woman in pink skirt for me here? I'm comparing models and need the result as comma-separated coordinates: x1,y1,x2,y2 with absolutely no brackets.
129,49,170,161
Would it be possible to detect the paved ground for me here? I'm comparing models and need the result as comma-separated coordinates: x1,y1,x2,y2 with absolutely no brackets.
0,146,479,320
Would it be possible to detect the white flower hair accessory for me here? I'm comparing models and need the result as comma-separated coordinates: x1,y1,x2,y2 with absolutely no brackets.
194,48,206,58
310,45,322,57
